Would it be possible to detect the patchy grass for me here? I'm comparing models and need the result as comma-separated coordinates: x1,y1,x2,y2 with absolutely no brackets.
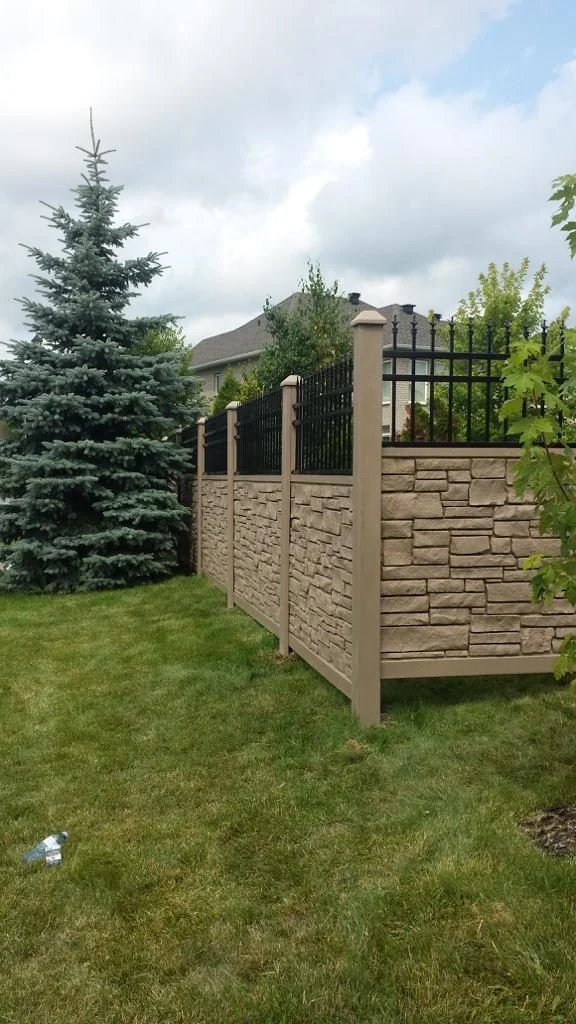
1,577,576,1023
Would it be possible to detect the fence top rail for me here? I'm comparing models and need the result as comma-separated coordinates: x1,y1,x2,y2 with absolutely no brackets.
382,345,564,362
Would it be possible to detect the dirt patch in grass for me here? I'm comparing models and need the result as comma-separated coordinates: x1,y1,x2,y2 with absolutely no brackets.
520,804,576,857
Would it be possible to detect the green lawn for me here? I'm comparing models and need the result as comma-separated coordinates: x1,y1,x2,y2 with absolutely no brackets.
1,578,576,1023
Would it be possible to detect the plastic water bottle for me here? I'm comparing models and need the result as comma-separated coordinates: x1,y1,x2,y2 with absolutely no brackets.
22,832,68,866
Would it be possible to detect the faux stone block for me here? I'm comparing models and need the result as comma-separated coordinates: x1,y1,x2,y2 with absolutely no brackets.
383,539,412,566
382,520,413,539
494,504,536,521
413,548,450,565
472,631,520,644
384,492,443,519
381,624,468,654
382,458,414,474
444,483,470,501
487,582,532,602
415,479,448,492
470,644,521,656
430,592,487,608
428,579,465,592
471,614,521,632
381,612,430,626
382,475,415,492
443,507,494,519
491,537,511,554
382,594,429,613
512,537,561,557
382,565,450,580
382,579,427,596
521,627,554,654
471,458,506,478
430,609,470,624
416,458,471,470
494,521,530,537
451,535,490,555
469,479,507,506
414,530,450,547
451,554,516,567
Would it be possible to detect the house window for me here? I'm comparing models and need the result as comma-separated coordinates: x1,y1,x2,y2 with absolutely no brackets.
414,360,429,405
382,360,392,405
382,423,391,440
213,372,222,394
382,358,429,411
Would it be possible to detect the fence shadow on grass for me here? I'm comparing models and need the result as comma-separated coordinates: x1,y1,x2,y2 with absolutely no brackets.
381,673,566,711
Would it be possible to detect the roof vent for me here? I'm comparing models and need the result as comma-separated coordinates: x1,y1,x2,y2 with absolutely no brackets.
402,303,415,315
348,292,361,305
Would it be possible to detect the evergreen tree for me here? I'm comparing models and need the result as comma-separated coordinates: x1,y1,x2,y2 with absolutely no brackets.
211,369,241,413
0,121,203,593
135,324,207,423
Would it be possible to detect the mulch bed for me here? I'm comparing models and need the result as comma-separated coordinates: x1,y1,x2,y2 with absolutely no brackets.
520,804,576,857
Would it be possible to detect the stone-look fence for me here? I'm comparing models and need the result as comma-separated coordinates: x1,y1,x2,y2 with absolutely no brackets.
188,313,576,725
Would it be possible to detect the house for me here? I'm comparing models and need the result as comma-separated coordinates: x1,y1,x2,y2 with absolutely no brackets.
191,292,377,401
192,295,438,436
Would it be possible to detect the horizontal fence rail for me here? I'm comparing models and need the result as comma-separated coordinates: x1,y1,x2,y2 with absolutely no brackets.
236,388,282,475
295,358,353,474
382,317,565,446
204,410,228,474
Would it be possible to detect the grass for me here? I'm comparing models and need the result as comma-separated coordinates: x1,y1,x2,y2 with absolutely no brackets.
1,577,576,1023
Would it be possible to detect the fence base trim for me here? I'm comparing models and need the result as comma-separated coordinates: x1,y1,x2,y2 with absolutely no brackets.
381,654,557,679
233,593,280,637
289,636,352,698
382,446,525,458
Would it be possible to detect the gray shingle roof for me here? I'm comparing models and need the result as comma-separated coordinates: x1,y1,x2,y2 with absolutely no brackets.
379,304,435,348
191,292,379,369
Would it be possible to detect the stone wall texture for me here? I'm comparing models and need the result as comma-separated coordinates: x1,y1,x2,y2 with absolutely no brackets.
233,480,282,624
201,477,228,588
290,482,353,678
189,478,198,573
381,453,576,660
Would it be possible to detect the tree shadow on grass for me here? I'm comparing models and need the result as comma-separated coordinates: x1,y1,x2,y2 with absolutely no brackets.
381,673,566,711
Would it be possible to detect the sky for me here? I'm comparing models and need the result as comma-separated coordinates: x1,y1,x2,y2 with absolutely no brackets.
1,0,576,355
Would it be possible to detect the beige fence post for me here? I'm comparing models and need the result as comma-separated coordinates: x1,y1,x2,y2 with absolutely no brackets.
351,310,386,726
196,417,206,575
280,376,300,655
226,402,240,609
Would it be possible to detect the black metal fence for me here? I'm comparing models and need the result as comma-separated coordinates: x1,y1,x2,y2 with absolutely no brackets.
295,358,353,474
236,388,282,474
382,318,565,446
180,424,198,470
204,410,228,474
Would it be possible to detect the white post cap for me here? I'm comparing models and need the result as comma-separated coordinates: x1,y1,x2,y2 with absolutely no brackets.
351,310,387,327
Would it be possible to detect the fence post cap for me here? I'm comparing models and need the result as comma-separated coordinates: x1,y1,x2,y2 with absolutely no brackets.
225,401,241,410
197,416,207,424
281,375,301,386
351,310,387,327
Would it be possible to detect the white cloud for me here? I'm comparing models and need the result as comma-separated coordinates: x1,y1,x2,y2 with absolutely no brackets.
311,61,576,320
9,0,573,360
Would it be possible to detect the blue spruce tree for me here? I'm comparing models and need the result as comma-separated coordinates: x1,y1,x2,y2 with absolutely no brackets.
0,122,202,592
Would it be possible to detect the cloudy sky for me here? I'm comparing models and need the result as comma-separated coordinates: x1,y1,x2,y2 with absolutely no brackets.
2,0,576,354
